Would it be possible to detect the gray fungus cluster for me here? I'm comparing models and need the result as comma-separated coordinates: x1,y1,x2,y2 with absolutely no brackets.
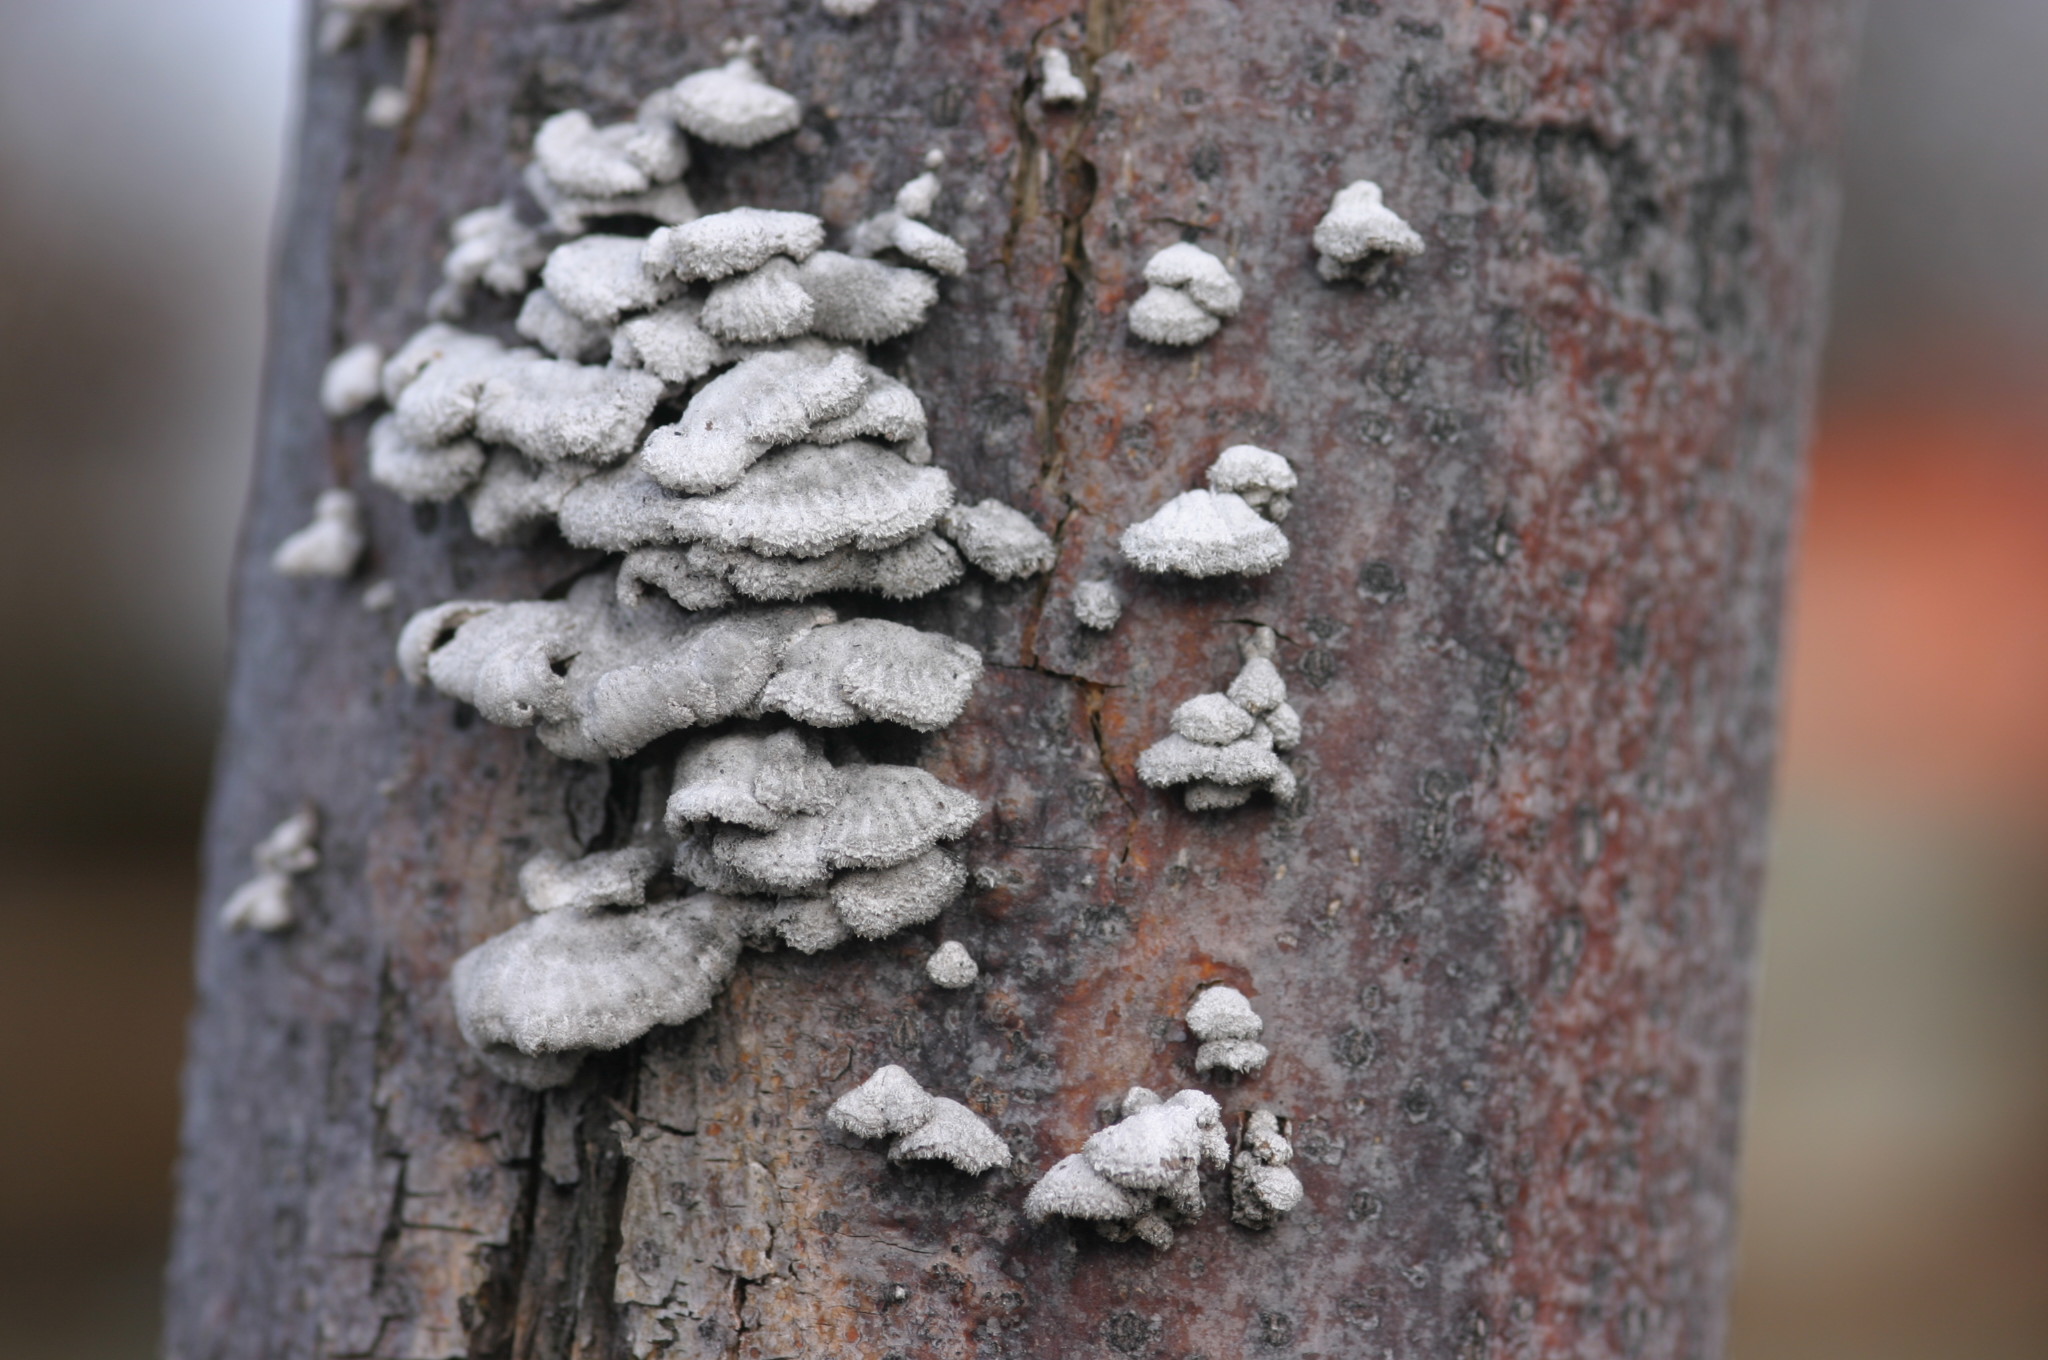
271,26,1428,1253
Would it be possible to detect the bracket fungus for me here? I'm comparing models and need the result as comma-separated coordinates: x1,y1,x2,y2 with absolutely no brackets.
1312,179,1424,281
1185,984,1269,1075
925,940,979,989
1024,1088,1230,1250
1038,49,1088,105
451,893,742,1089
435,204,545,316
847,164,969,277
1137,628,1301,808
828,1066,1011,1174
1072,579,1124,631
532,105,688,201
320,342,384,418
272,489,366,579
1230,1110,1304,1229
1128,242,1243,347
1121,444,1294,577
220,807,321,933
666,42,804,149
938,499,1057,581
517,845,665,913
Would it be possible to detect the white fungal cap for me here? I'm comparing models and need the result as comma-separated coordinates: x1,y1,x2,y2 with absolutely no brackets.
440,203,545,299
893,168,941,220
665,50,803,149
587,440,954,560
452,893,742,1063
396,600,501,685
642,345,868,495
848,206,969,277
938,499,1057,581
1264,700,1302,751
478,1046,589,1091
465,453,595,544
1136,730,1288,795
831,849,968,939
1142,242,1242,317
1024,1154,1149,1222
827,1064,935,1139
1226,655,1286,714
1185,984,1263,1040
384,326,509,445
517,846,664,913
810,371,930,457
644,208,825,282
710,766,980,891
1081,1102,1208,1191
220,873,294,932
541,234,679,324
925,940,978,988
823,0,879,15
475,355,666,465
1120,489,1290,577
320,341,385,418
368,416,486,504
665,728,844,833
1205,444,1295,520
797,251,940,342
1195,1038,1270,1075
611,299,728,386
273,489,366,579
1231,1158,1304,1228
1241,1108,1292,1165
700,256,816,343
253,806,320,874
1072,579,1123,631
889,1097,1011,1173
764,896,850,953
1127,285,1219,347
618,531,963,612
523,162,700,238
1313,180,1424,265
532,107,687,200
362,85,408,129
758,616,983,731
515,288,611,363
1171,693,1255,746
1038,48,1088,105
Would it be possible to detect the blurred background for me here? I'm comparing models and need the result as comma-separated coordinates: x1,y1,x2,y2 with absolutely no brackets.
1,2,2043,1356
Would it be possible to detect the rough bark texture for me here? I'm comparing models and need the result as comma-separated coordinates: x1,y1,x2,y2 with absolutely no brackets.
168,2,1857,1357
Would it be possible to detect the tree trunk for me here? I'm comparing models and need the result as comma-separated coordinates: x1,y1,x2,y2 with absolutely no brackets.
167,2,1857,1357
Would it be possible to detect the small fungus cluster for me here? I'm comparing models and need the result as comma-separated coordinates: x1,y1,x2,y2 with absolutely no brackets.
827,1064,1011,1174
1024,1087,1231,1250
220,808,321,933
1229,1109,1304,1229
1128,242,1243,348
1185,983,1269,1075
1137,627,1301,809
1120,444,1295,578
1312,179,1424,281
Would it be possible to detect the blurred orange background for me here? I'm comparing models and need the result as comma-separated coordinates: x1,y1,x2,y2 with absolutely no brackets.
1,3,2043,1357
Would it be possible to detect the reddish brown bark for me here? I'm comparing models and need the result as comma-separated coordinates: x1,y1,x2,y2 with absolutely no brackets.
168,2,1856,1356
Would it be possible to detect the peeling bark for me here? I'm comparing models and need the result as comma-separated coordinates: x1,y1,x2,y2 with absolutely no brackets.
168,2,1857,1357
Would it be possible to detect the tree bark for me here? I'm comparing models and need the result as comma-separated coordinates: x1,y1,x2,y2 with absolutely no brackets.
167,2,1857,1357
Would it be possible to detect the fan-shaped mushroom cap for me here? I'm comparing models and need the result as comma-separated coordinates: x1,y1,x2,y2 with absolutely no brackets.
798,250,940,342
1120,489,1290,577
517,846,664,913
610,299,727,386
451,893,742,1057
701,256,816,344
475,355,665,465
1313,179,1424,263
938,499,1057,581
1185,984,1263,1041
321,342,384,417
889,1097,1011,1173
640,346,867,495
644,207,825,282
1024,1154,1149,1222
1142,242,1242,316
759,616,983,730
827,1064,934,1139
1127,285,1220,346
1170,693,1256,746
665,55,803,149
541,234,678,325
831,847,969,939
272,490,366,579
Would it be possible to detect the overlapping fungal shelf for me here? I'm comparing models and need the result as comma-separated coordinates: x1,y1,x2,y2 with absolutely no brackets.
298,10,1422,1281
